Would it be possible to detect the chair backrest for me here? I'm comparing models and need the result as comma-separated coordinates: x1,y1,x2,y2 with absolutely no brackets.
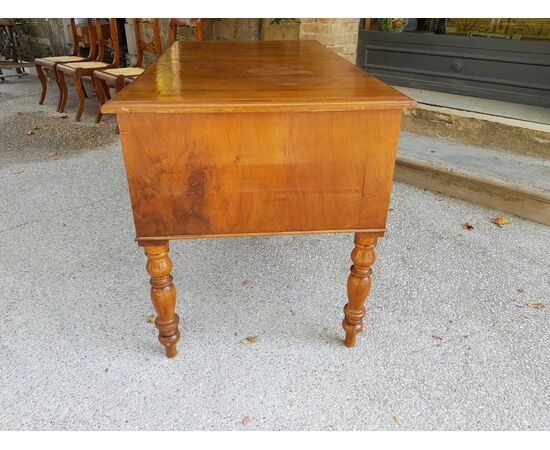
95,18,120,66
168,18,205,45
133,18,162,67
68,18,97,59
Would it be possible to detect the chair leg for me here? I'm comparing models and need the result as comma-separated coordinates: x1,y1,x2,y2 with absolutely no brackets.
36,64,47,104
57,70,69,113
73,72,85,122
54,68,64,112
81,78,89,98
101,79,112,100
114,76,125,93
93,76,105,123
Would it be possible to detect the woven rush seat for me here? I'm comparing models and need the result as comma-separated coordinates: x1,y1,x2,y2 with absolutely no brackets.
102,67,145,77
41,55,87,62
63,61,111,69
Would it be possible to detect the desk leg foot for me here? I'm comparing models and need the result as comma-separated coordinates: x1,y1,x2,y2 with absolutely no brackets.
343,233,377,348
144,242,180,358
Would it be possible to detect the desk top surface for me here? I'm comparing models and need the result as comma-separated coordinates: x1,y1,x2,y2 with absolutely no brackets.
102,40,415,114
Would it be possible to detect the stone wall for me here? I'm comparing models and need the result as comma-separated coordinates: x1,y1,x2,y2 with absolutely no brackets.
299,18,360,63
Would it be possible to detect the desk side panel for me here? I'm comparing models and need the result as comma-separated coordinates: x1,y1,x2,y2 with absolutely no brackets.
117,110,402,239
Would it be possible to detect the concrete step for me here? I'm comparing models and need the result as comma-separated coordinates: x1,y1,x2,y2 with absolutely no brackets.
394,86,550,159
395,86,550,127
395,132,550,225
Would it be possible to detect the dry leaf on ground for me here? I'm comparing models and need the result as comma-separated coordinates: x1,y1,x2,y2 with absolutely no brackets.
492,215,510,227
527,302,545,310
241,279,252,287
147,314,156,323
26,130,34,136
48,151,59,158
432,335,443,340
517,288,525,293
240,336,257,345
241,416,251,426
463,223,474,231
11,168,25,174
392,416,403,426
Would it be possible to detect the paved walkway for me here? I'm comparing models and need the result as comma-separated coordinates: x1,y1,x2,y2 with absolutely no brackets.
1,77,549,430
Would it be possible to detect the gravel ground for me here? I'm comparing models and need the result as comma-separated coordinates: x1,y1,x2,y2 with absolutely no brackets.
1,76,549,431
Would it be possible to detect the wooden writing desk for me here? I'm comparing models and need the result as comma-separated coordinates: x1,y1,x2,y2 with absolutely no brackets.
102,40,415,358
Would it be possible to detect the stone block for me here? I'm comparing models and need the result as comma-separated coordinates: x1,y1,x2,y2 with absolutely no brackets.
343,21,360,33
300,23,327,34
343,43,357,54
323,33,349,45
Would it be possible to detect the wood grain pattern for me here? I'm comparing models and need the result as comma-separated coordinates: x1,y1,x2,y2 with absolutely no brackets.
117,109,402,241
102,40,415,114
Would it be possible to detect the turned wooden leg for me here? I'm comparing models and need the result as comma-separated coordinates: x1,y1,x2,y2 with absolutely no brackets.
36,64,47,104
342,233,377,347
73,72,85,122
144,242,180,358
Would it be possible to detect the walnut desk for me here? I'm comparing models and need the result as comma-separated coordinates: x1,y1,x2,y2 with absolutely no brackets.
102,40,415,358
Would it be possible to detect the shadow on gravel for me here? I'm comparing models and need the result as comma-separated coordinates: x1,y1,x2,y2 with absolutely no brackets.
0,111,117,165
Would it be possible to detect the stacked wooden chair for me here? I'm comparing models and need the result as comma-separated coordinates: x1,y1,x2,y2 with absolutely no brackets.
34,19,96,110
35,18,206,123
56,19,120,122
95,18,205,123
93,18,162,123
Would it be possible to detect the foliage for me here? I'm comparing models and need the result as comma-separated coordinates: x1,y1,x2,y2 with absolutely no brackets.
270,19,300,25
378,18,406,32
2,19,53,60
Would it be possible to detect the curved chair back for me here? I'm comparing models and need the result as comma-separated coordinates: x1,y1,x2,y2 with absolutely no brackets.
133,18,162,67
69,18,97,59
168,18,204,45
95,18,120,66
